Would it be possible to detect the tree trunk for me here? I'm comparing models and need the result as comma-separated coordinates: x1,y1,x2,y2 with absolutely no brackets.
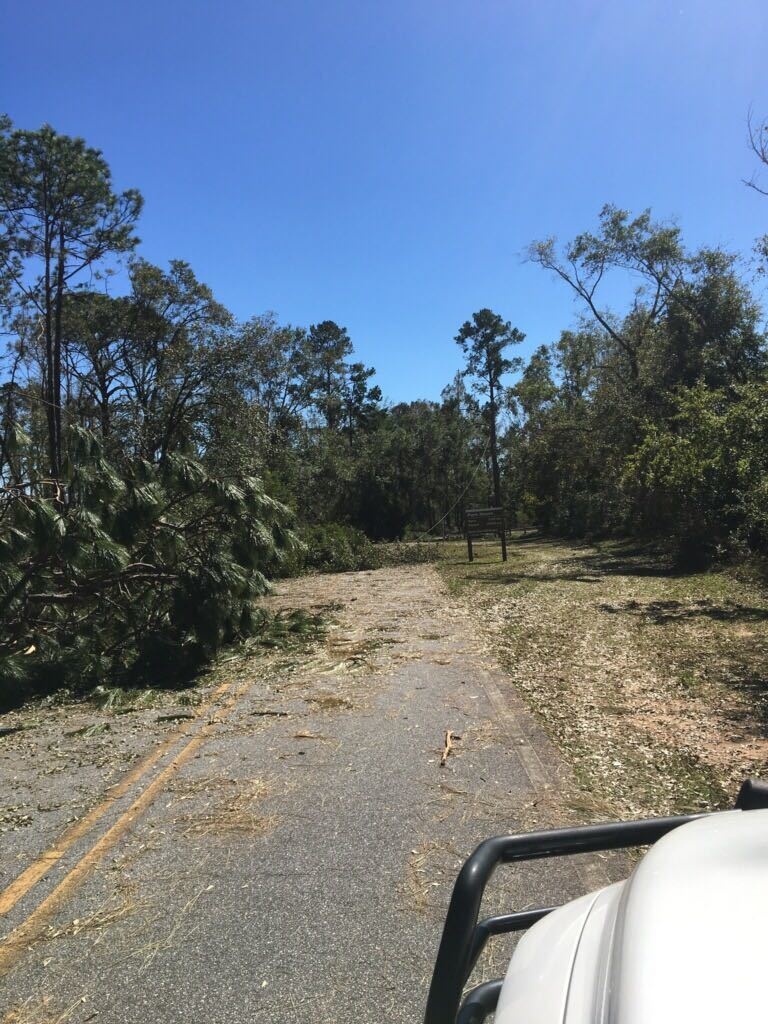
52,223,66,479
43,218,57,480
99,392,111,440
488,381,501,507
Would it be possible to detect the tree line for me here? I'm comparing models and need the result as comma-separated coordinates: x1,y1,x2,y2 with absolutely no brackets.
513,197,768,564
1,111,767,700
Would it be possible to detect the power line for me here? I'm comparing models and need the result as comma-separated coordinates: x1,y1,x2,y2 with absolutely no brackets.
413,437,491,543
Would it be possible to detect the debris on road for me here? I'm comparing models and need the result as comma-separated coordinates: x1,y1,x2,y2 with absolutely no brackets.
440,729,460,767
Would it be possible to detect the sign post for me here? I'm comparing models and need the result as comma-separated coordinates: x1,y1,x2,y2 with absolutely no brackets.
464,507,507,562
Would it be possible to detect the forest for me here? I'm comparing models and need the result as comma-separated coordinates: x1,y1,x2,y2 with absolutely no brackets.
2,112,768,701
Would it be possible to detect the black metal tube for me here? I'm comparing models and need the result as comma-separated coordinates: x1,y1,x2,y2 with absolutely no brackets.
467,907,558,979
455,980,503,1024
494,815,700,863
483,907,557,933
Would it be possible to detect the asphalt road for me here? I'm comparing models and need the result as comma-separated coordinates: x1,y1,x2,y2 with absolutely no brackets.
0,565,615,1023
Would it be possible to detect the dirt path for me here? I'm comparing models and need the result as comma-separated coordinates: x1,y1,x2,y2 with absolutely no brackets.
0,565,605,1024
441,535,768,817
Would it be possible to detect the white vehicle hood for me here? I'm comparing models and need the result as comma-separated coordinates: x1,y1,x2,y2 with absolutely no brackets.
495,808,768,1024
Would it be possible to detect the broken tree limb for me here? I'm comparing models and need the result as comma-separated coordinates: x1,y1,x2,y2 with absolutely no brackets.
440,729,454,767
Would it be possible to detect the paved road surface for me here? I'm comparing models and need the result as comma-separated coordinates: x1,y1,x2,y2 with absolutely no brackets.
0,565,615,1023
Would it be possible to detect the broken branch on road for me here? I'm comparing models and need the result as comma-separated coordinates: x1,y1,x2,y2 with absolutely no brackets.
440,729,461,767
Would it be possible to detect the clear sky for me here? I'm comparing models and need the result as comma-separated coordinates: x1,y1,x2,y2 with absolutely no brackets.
2,0,767,403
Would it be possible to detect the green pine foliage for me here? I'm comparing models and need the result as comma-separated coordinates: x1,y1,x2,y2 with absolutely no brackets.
295,523,380,573
0,427,302,705
284,523,439,574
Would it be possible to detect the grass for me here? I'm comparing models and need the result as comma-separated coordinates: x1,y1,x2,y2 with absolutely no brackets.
437,532,768,819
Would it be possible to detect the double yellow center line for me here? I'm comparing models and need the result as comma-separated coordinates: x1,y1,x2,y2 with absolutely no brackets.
0,674,256,972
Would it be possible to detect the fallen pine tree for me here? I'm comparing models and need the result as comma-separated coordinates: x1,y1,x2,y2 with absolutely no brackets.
0,426,303,705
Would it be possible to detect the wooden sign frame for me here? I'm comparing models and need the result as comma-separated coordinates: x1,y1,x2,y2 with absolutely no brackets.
464,507,507,562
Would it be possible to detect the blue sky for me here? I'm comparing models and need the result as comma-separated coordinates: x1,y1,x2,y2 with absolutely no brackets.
2,0,767,402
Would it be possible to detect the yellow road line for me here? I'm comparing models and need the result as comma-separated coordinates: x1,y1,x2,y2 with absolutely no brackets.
0,679,233,918
0,674,256,974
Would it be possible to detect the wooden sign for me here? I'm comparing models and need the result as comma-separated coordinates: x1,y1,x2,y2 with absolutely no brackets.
465,507,507,562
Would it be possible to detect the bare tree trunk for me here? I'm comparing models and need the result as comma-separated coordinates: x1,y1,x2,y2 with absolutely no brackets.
488,381,501,507
52,223,65,480
41,207,57,480
99,387,111,440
